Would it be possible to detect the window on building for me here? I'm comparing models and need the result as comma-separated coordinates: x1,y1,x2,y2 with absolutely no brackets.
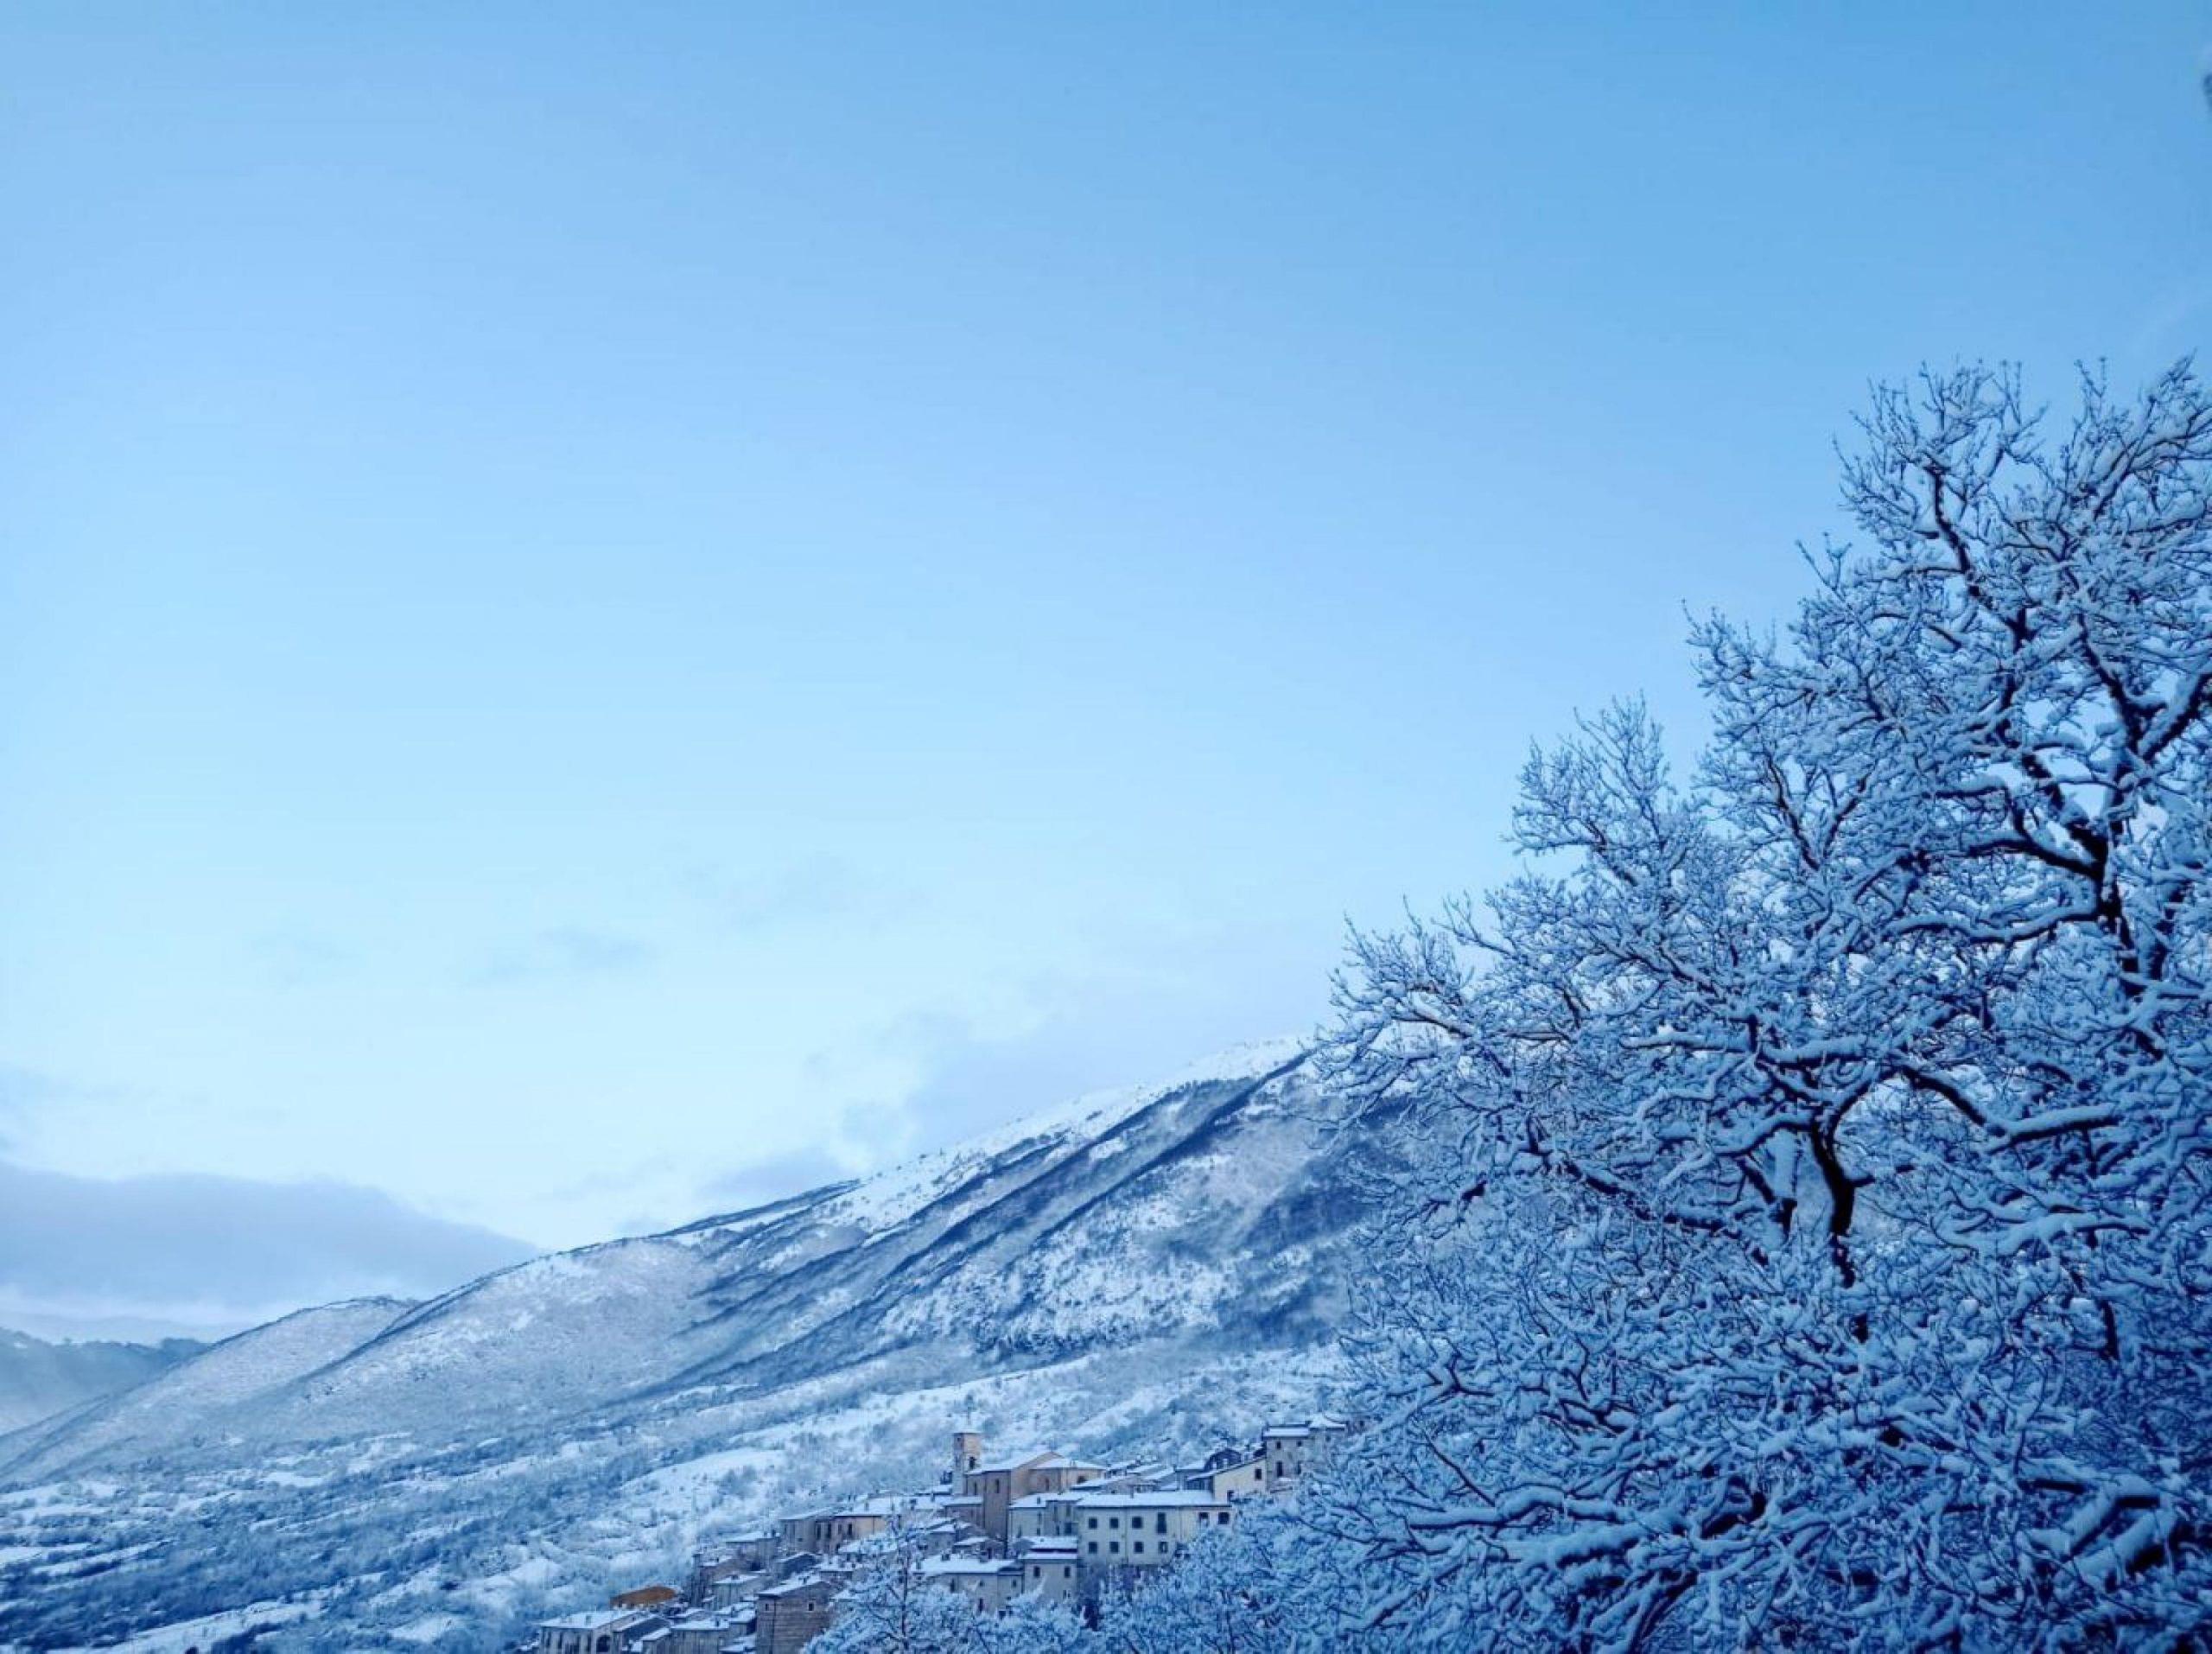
1134,1541,1145,1554
1156,1513,1167,1533
1109,1542,1120,1555
1087,1517,1097,1530
1088,1541,1097,1554
1109,1516,1120,1529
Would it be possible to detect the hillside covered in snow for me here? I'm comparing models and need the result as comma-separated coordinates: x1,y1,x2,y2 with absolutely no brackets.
0,1040,1395,1650
0,1332,204,1437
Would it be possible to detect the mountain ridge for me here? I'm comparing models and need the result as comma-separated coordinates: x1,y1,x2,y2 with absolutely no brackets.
0,1038,1389,1650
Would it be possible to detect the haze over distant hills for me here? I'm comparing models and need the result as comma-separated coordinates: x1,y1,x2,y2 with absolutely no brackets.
0,1328,203,1435
0,1039,1401,1650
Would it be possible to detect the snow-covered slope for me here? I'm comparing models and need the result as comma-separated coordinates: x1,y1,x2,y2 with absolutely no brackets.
0,1299,413,1473
0,1330,202,1434
0,1041,1395,1650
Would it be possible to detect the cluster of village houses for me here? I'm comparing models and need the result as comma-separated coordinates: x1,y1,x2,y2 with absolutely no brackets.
531,1415,1350,1654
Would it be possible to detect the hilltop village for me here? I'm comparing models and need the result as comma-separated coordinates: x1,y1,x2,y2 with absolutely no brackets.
531,1415,1350,1654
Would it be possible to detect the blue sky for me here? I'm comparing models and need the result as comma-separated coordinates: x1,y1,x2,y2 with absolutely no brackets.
3,3,2208,1335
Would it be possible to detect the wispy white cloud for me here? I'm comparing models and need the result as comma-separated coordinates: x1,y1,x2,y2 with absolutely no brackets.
684,856,896,934
246,927,360,988
803,926,1333,1181
696,1145,858,1212
0,1066,132,1154
474,925,656,985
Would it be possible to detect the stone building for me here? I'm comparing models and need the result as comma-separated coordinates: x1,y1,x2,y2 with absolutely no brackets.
918,1555,1025,1617
633,1611,749,1654
1070,1490,1236,1587
637,1412,1347,1650
534,1609,661,1654
1007,1489,1090,1544
1185,1453,1268,1500
1260,1414,1351,1492
754,1574,838,1654
938,1492,986,1534
950,1428,982,1483
775,1508,837,1555
705,1571,768,1613
689,1530,777,1600
1088,1460,1176,1493
822,1494,912,1550
958,1443,1106,1544
1020,1535,1082,1604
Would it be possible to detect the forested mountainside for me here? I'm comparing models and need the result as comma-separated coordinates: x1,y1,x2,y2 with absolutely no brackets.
0,1040,1394,1650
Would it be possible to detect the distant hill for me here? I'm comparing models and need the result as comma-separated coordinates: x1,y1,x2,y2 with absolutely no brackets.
0,1327,204,1434
0,1040,1401,1649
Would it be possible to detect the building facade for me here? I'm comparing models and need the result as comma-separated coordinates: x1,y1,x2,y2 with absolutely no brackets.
1071,1490,1236,1589
535,1609,659,1654
1020,1536,1082,1604
961,1449,1106,1544
754,1575,838,1654
1260,1415,1350,1492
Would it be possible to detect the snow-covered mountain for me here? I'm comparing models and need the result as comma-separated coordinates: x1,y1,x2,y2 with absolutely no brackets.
0,1330,203,1435
0,1040,1395,1650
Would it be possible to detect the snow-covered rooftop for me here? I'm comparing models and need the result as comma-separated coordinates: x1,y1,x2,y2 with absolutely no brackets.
969,1449,1062,1473
1008,1490,1090,1509
918,1556,1021,1577
1072,1489,1231,1509
831,1492,937,1517
1263,1413,1350,1437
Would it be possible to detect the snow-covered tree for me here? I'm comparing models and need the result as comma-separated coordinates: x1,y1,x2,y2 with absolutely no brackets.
811,1528,995,1654
976,1594,1091,1653
814,1539,1090,1654
1309,363,2212,1649
1090,1506,1329,1652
